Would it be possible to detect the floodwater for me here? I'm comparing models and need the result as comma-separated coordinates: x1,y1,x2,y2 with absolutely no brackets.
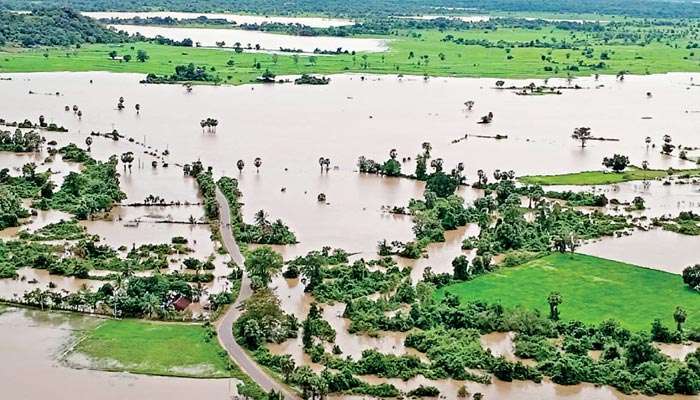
579,229,700,274
2,70,700,399
83,11,354,27
0,305,236,400
543,179,700,220
110,24,388,53
351,374,692,400
3,71,699,269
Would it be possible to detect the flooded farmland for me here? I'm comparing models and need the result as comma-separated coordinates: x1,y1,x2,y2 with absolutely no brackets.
2,68,700,400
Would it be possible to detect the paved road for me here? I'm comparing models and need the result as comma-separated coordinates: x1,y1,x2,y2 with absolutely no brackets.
214,188,299,400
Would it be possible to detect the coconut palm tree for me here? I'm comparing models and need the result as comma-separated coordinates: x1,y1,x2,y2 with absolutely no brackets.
254,157,262,173
318,156,326,172
236,159,245,173
323,158,330,172
200,120,207,133
645,136,652,148
72,105,78,113
85,136,93,151
135,104,141,114
117,96,125,111
64,105,70,112
389,148,398,160
77,110,82,119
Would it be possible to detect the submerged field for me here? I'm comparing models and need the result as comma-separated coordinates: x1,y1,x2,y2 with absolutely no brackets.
3,25,700,83
72,319,233,378
437,253,700,332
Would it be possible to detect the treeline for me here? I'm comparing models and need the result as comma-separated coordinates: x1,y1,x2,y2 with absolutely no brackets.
0,8,129,46
2,0,700,19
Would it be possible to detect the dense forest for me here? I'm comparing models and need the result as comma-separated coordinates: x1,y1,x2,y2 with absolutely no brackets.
0,8,128,46
1,0,700,18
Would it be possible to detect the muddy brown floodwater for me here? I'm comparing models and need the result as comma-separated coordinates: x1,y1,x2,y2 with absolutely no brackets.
5,71,700,267
0,305,235,400
2,71,700,400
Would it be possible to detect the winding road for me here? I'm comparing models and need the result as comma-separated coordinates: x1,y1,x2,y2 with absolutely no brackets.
214,188,299,400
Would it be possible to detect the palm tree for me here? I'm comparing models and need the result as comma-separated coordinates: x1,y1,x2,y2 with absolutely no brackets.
318,156,326,172
135,103,141,114
200,120,207,133
547,291,563,320
572,127,592,148
77,110,82,119
72,105,78,113
389,148,398,160
85,136,93,151
323,158,330,172
254,157,262,173
120,152,134,172
642,160,649,170
237,159,245,173
674,306,687,332
430,158,443,173
421,141,432,157
645,136,652,148
117,96,125,111
254,210,269,227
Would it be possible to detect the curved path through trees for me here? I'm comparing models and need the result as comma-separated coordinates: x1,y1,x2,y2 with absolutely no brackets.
214,188,299,400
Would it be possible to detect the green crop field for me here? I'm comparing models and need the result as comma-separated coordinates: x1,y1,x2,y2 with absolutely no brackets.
519,166,700,185
437,253,700,332
3,26,700,83
73,319,233,378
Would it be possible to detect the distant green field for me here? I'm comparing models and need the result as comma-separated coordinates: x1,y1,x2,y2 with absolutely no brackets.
437,253,700,332
73,319,232,378
3,25,700,83
519,166,700,185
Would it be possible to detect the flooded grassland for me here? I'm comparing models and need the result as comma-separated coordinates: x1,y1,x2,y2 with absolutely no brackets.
1,70,700,400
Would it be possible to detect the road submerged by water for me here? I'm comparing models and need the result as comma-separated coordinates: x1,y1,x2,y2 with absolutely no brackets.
214,188,300,400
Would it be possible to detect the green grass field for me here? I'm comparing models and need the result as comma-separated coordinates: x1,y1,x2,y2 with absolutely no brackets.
3,25,700,83
73,319,232,378
519,166,700,185
436,253,700,332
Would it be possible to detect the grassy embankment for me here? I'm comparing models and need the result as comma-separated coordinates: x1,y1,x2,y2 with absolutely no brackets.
3,27,700,83
519,166,700,186
436,253,700,332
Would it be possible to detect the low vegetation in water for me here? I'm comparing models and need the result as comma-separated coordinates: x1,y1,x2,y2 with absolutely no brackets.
655,211,700,236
